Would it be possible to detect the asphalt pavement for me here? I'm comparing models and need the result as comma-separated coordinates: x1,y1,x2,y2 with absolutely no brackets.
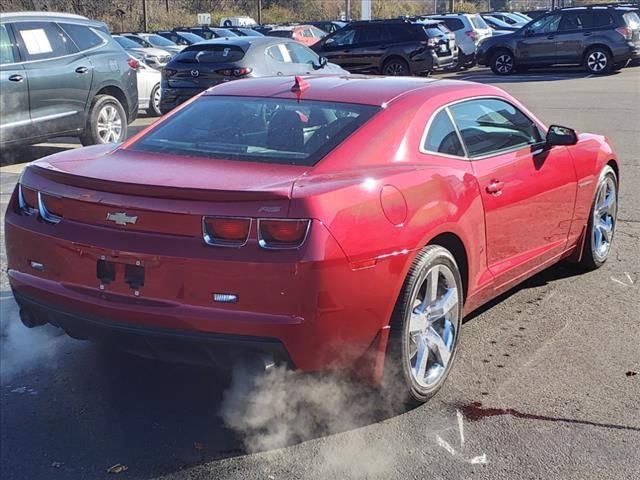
1,67,639,480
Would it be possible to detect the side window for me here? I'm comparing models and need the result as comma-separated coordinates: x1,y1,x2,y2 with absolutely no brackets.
14,21,76,61
386,25,415,42
593,11,614,28
528,14,561,34
326,28,355,47
449,99,543,158
266,43,292,63
59,23,104,51
354,26,384,44
423,110,465,157
558,12,592,31
0,24,17,64
444,18,464,31
301,28,313,38
286,42,318,65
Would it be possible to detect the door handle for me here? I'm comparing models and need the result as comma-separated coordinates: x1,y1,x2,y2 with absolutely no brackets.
583,32,592,37
546,35,555,40
8,74,23,82
486,180,505,195
75,66,89,74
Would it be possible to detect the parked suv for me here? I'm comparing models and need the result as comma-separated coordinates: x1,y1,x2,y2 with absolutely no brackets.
312,19,457,75
427,14,493,69
0,12,138,147
477,6,640,74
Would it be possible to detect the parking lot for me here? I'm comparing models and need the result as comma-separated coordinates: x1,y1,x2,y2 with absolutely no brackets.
1,65,639,480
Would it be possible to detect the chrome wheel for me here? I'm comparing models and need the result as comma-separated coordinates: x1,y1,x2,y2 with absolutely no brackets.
407,264,459,388
495,54,514,74
591,174,617,262
96,104,123,143
384,61,408,76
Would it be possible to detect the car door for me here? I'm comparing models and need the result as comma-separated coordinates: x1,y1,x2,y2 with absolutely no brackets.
0,22,32,144
314,27,358,70
556,10,593,63
448,98,577,287
12,21,92,136
516,13,561,65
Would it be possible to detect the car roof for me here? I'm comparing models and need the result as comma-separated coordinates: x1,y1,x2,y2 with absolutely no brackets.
0,11,103,26
188,36,287,48
203,75,501,107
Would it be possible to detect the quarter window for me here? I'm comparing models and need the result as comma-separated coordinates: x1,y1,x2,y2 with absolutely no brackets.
14,21,75,60
423,110,465,157
59,23,104,51
593,11,615,28
448,99,543,158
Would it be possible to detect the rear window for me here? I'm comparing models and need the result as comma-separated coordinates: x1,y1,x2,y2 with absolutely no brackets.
469,15,489,29
624,12,640,29
129,96,379,166
178,44,245,63
443,18,464,31
424,27,444,37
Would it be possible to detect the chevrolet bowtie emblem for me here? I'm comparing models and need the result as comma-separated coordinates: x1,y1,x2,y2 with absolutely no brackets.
106,212,138,226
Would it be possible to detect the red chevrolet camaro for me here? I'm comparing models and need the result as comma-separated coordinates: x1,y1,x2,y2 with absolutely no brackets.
5,75,618,403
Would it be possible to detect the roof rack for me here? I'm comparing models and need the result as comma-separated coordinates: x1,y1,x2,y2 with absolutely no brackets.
350,18,413,25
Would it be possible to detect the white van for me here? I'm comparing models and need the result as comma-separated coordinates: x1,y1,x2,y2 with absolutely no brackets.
220,16,257,27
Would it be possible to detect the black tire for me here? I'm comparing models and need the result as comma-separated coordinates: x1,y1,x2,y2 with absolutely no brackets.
579,165,618,270
490,49,515,75
146,84,162,117
79,94,128,146
382,57,410,76
384,245,463,404
584,47,612,75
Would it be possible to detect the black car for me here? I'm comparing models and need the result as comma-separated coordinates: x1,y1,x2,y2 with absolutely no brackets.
307,21,348,34
477,5,640,74
159,37,346,114
312,18,457,75
177,27,238,40
1,12,138,147
155,30,205,46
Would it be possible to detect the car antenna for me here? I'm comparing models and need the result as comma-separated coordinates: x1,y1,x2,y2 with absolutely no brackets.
291,76,309,101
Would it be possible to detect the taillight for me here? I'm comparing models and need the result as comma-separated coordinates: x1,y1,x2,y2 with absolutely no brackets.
39,192,63,222
17,185,37,215
258,219,310,250
127,57,139,70
616,26,632,40
215,67,253,77
163,68,178,79
465,30,479,42
203,217,251,247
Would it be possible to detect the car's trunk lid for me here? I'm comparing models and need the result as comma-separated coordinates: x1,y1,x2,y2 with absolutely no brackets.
23,145,307,237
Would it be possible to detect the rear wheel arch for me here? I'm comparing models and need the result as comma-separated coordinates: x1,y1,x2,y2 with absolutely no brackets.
381,55,410,74
95,86,129,121
427,232,469,304
583,44,613,61
606,159,619,181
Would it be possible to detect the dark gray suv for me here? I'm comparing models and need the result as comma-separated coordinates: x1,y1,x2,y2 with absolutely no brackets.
0,12,138,146
477,6,640,74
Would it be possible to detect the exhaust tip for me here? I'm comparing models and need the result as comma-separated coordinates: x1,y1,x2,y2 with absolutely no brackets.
19,307,46,328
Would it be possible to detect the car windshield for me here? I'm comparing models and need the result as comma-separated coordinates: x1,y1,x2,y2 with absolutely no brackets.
178,32,205,43
470,15,489,29
129,96,379,166
485,16,512,29
145,34,177,46
214,28,237,37
113,35,140,49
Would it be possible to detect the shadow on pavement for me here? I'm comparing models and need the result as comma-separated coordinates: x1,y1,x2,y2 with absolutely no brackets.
442,65,624,84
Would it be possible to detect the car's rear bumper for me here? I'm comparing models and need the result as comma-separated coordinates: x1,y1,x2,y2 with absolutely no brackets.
13,289,293,369
5,205,400,373
159,87,207,114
